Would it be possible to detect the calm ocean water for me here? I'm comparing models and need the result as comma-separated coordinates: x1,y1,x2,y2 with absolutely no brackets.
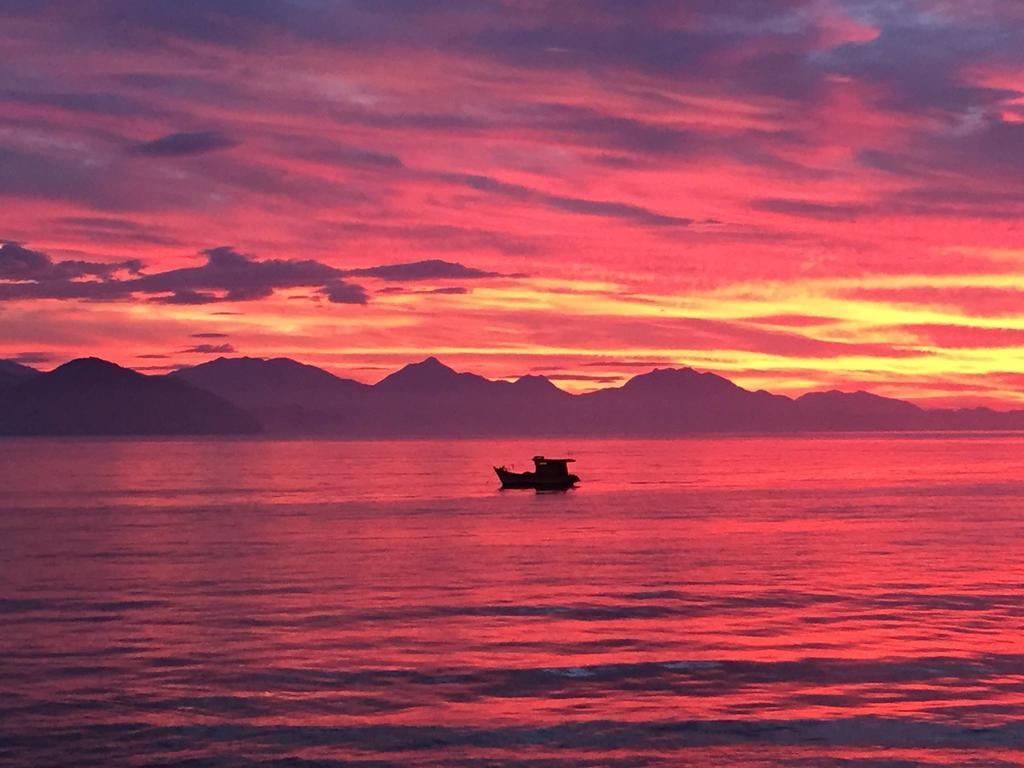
4,435,1024,767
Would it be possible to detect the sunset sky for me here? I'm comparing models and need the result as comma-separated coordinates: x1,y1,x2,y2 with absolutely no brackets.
3,1,1024,406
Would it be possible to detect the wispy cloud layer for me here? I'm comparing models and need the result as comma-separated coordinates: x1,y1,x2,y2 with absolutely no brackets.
2,1,1024,403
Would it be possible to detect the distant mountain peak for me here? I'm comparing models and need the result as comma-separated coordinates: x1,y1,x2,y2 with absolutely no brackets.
189,355,335,376
58,356,121,370
49,357,142,384
512,374,567,394
376,356,468,391
515,373,553,386
415,356,453,371
622,366,740,395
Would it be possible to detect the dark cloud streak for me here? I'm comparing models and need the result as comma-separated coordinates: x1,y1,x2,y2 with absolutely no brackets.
344,259,501,281
181,343,235,354
128,130,238,157
443,172,692,227
0,243,505,307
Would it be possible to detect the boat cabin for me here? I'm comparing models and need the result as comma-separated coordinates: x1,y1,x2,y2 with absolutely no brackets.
532,456,575,478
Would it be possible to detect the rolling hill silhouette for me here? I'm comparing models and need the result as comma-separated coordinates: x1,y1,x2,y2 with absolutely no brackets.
794,390,925,430
366,357,574,436
4,354,1024,436
0,360,40,388
171,356,368,434
575,367,795,434
0,358,260,435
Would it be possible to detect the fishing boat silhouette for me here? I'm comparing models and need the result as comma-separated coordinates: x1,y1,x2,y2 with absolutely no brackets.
494,455,579,490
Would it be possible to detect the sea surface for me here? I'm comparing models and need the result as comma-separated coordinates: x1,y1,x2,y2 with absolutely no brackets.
3,435,1024,767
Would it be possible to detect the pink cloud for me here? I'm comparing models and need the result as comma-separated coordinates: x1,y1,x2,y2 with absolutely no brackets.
2,1,1024,405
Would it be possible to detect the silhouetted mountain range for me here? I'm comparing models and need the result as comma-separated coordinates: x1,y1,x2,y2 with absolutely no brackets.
172,355,575,436
173,356,1024,436
3,354,1024,436
0,358,259,435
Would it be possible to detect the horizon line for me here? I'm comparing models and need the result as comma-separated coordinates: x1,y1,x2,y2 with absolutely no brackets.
7,353,1024,415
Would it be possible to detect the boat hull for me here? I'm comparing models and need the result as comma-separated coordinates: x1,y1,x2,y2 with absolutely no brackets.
494,466,579,490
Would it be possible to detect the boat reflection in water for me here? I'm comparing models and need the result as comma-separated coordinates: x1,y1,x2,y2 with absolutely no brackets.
494,455,580,490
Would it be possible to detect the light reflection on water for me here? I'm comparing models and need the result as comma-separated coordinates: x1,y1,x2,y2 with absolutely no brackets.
3,435,1024,766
